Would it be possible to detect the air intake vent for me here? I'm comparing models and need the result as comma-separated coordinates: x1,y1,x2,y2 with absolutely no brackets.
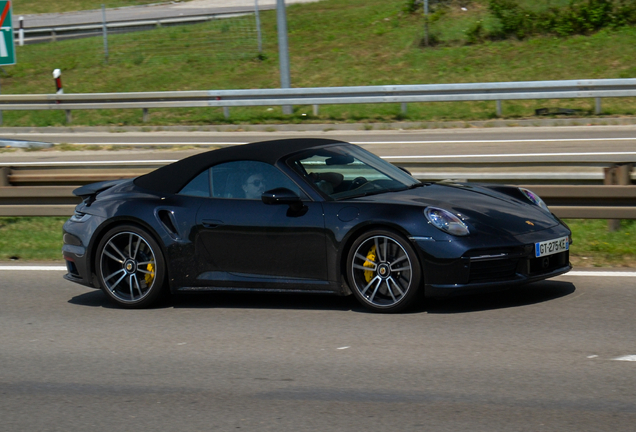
157,210,179,238
470,258,519,283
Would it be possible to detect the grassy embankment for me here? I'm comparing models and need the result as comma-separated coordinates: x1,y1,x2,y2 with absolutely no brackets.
0,217,634,267
3,0,636,126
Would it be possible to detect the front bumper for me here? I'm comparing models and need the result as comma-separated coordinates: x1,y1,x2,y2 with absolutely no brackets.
412,225,572,298
425,254,571,297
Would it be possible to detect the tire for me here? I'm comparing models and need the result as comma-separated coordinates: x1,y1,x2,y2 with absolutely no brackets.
346,229,422,313
95,224,167,308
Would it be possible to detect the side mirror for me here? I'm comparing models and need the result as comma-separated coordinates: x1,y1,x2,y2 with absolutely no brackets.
262,188,306,215
262,187,300,204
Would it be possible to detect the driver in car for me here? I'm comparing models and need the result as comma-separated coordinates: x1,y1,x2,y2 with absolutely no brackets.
242,173,267,199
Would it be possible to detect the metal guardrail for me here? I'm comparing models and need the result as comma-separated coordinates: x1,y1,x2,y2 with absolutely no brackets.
0,78,634,119
0,161,633,218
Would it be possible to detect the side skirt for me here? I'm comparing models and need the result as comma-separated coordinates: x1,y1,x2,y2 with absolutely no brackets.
177,286,344,295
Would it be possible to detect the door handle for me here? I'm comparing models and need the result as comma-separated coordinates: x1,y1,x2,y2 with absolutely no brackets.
201,219,224,228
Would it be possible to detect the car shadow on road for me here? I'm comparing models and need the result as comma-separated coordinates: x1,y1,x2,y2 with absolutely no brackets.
424,280,577,314
69,280,576,313
172,291,361,311
68,289,362,311
68,290,124,309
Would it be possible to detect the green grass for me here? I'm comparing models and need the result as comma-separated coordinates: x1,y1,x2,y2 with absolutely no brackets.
3,0,636,126
0,217,66,261
1,217,634,267
565,219,636,268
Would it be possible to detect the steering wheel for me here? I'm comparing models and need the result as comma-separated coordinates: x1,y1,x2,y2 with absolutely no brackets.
348,176,368,191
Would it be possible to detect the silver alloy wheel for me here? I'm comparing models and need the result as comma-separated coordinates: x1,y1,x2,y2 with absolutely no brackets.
99,231,158,304
350,235,413,308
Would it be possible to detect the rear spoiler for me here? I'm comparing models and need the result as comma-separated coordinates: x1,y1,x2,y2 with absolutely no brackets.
73,179,128,205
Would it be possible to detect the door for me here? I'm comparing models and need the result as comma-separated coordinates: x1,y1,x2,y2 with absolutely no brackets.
193,161,329,288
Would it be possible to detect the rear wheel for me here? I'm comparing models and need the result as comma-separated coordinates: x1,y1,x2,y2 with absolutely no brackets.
346,229,422,313
95,225,167,308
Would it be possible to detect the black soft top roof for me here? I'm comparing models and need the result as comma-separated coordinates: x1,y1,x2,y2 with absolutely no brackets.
134,138,345,194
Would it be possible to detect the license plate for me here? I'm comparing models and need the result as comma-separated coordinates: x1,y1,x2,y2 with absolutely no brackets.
535,236,569,258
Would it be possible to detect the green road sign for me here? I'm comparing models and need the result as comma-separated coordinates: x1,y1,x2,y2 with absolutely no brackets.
0,1,15,66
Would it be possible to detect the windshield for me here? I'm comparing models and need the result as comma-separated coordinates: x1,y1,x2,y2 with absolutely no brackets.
288,144,420,200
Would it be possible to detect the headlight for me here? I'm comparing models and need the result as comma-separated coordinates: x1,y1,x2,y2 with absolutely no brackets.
519,188,550,213
424,207,470,236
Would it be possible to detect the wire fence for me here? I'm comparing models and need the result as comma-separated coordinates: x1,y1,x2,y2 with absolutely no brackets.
104,15,263,64
22,7,264,64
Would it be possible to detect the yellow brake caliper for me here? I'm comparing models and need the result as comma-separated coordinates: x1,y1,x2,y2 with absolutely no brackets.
145,263,155,285
363,245,377,283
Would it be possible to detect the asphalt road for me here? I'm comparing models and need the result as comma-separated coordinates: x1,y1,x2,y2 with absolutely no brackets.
23,0,320,27
1,269,635,431
2,125,636,164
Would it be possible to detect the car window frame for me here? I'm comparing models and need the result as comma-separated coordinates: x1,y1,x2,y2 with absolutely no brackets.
177,159,312,201
285,144,419,201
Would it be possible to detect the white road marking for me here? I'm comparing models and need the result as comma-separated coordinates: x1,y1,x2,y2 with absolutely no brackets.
352,138,636,144
382,151,636,160
0,266,67,270
565,271,636,277
337,346,350,350
613,355,636,361
45,142,247,146
0,267,635,277
2,160,179,166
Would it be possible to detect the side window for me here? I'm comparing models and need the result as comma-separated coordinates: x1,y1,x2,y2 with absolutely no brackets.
210,161,302,200
178,169,211,197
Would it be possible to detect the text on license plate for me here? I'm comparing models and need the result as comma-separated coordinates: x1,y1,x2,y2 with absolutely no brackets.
535,236,569,258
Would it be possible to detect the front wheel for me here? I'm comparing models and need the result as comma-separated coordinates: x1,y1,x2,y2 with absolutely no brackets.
346,229,422,313
95,224,167,308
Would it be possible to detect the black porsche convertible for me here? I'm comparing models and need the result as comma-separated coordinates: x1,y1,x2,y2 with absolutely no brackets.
62,138,571,312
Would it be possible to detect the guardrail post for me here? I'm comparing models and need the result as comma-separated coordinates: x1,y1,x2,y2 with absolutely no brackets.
312,105,319,116
604,163,633,231
276,0,293,115
595,98,602,115
142,108,149,122
401,103,407,115
102,4,109,65
496,100,502,117
0,167,9,187
65,110,72,123
19,17,24,47
223,107,230,119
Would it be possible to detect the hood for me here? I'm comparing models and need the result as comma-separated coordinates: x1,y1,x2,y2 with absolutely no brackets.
354,182,559,236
